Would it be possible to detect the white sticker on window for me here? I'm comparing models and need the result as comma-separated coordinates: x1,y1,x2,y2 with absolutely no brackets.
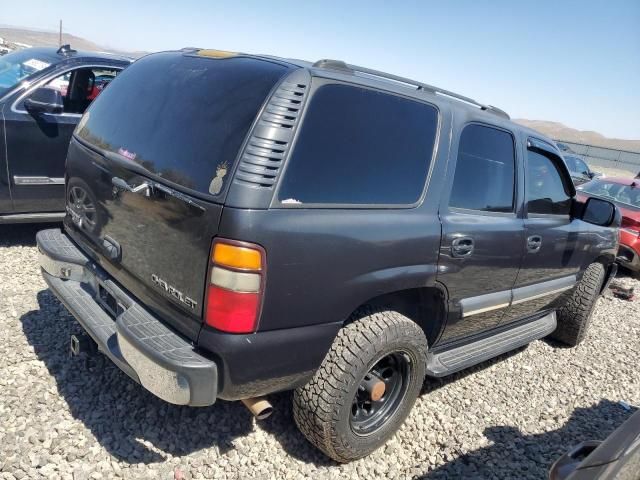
23,59,50,71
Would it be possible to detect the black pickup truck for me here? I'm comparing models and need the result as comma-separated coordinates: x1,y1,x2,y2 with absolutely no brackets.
37,49,619,462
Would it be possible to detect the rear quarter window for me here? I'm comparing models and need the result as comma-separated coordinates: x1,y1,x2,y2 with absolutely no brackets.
277,84,439,205
75,52,288,198
449,124,516,213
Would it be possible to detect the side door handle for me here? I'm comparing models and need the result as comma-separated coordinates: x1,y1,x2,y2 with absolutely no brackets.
527,235,543,253
451,236,474,258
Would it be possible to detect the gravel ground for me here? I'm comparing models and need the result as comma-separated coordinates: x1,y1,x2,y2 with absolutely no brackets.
1,224,639,480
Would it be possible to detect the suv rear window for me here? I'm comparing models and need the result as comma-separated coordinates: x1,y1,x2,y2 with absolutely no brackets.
76,52,288,197
277,84,438,205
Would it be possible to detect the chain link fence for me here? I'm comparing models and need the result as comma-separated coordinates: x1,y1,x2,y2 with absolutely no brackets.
556,140,640,176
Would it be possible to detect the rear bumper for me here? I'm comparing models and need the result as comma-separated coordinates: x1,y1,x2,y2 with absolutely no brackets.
37,228,218,406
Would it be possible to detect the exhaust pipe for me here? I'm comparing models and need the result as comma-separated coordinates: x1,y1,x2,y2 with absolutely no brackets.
241,397,273,420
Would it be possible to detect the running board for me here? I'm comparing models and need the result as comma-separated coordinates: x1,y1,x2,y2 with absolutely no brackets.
426,312,556,377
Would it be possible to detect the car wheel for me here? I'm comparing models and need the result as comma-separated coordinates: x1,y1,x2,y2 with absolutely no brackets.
551,263,606,347
293,308,427,462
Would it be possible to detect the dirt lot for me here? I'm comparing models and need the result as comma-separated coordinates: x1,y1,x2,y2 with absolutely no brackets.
1,224,639,480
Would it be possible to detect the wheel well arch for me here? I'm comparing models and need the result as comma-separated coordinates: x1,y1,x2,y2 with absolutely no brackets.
591,253,617,293
593,252,615,266
349,286,448,347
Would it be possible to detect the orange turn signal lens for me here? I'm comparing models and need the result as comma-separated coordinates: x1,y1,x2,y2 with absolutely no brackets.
213,243,262,271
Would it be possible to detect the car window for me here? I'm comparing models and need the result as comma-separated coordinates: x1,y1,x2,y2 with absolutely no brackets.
449,124,515,212
526,150,572,215
565,156,589,175
34,67,122,114
277,84,438,205
76,53,288,198
573,157,590,175
564,156,577,171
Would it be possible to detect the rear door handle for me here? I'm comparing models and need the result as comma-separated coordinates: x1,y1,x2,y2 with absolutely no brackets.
451,237,474,257
527,235,542,253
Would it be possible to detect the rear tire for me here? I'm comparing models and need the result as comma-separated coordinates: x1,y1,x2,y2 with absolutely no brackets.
551,263,606,346
293,308,427,463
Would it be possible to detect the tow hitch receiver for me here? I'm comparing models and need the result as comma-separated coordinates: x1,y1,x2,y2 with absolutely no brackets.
70,333,96,357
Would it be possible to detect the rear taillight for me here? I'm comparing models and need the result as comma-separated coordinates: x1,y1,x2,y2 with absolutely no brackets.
204,239,265,333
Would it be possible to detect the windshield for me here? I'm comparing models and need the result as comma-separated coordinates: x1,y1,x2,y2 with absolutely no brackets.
579,179,640,209
0,49,53,96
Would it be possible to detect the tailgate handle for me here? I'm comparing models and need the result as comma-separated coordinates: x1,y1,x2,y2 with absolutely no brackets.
112,177,151,196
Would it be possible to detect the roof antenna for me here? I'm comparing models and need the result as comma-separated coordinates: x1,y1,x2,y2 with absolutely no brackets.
57,44,77,55
59,19,62,47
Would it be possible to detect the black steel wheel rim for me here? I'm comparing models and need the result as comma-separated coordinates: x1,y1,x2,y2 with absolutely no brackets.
349,351,411,436
69,186,97,230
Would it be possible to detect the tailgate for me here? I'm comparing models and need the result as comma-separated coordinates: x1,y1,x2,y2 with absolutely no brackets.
65,138,221,340
60,52,290,339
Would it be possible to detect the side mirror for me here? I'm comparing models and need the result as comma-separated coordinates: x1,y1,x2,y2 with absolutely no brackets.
580,197,618,227
24,87,64,115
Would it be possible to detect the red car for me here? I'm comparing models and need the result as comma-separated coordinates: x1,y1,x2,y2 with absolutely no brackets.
577,177,640,272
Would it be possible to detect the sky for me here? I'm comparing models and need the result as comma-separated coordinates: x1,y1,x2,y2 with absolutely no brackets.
2,0,639,139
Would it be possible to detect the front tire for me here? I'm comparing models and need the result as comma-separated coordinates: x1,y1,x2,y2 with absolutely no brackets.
293,308,427,462
551,263,606,346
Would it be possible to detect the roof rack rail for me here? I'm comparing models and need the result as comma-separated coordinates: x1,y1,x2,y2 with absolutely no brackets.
57,44,77,56
312,59,510,120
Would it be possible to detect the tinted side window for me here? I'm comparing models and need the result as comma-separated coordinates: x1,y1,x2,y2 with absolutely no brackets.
564,156,578,171
449,124,515,212
277,84,438,205
526,150,572,215
573,157,589,174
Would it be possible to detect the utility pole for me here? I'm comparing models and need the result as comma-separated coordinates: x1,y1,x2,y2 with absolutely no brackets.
59,20,62,46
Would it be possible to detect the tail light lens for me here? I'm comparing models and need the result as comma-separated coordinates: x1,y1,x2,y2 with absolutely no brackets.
204,239,265,333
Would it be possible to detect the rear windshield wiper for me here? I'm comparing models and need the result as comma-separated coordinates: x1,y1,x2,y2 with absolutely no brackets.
111,177,205,212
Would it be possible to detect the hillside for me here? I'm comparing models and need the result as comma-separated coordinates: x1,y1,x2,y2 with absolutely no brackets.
514,119,640,153
1,26,637,152
0,26,146,58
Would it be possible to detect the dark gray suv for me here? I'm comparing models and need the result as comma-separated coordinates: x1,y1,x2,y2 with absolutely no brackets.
37,49,619,462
